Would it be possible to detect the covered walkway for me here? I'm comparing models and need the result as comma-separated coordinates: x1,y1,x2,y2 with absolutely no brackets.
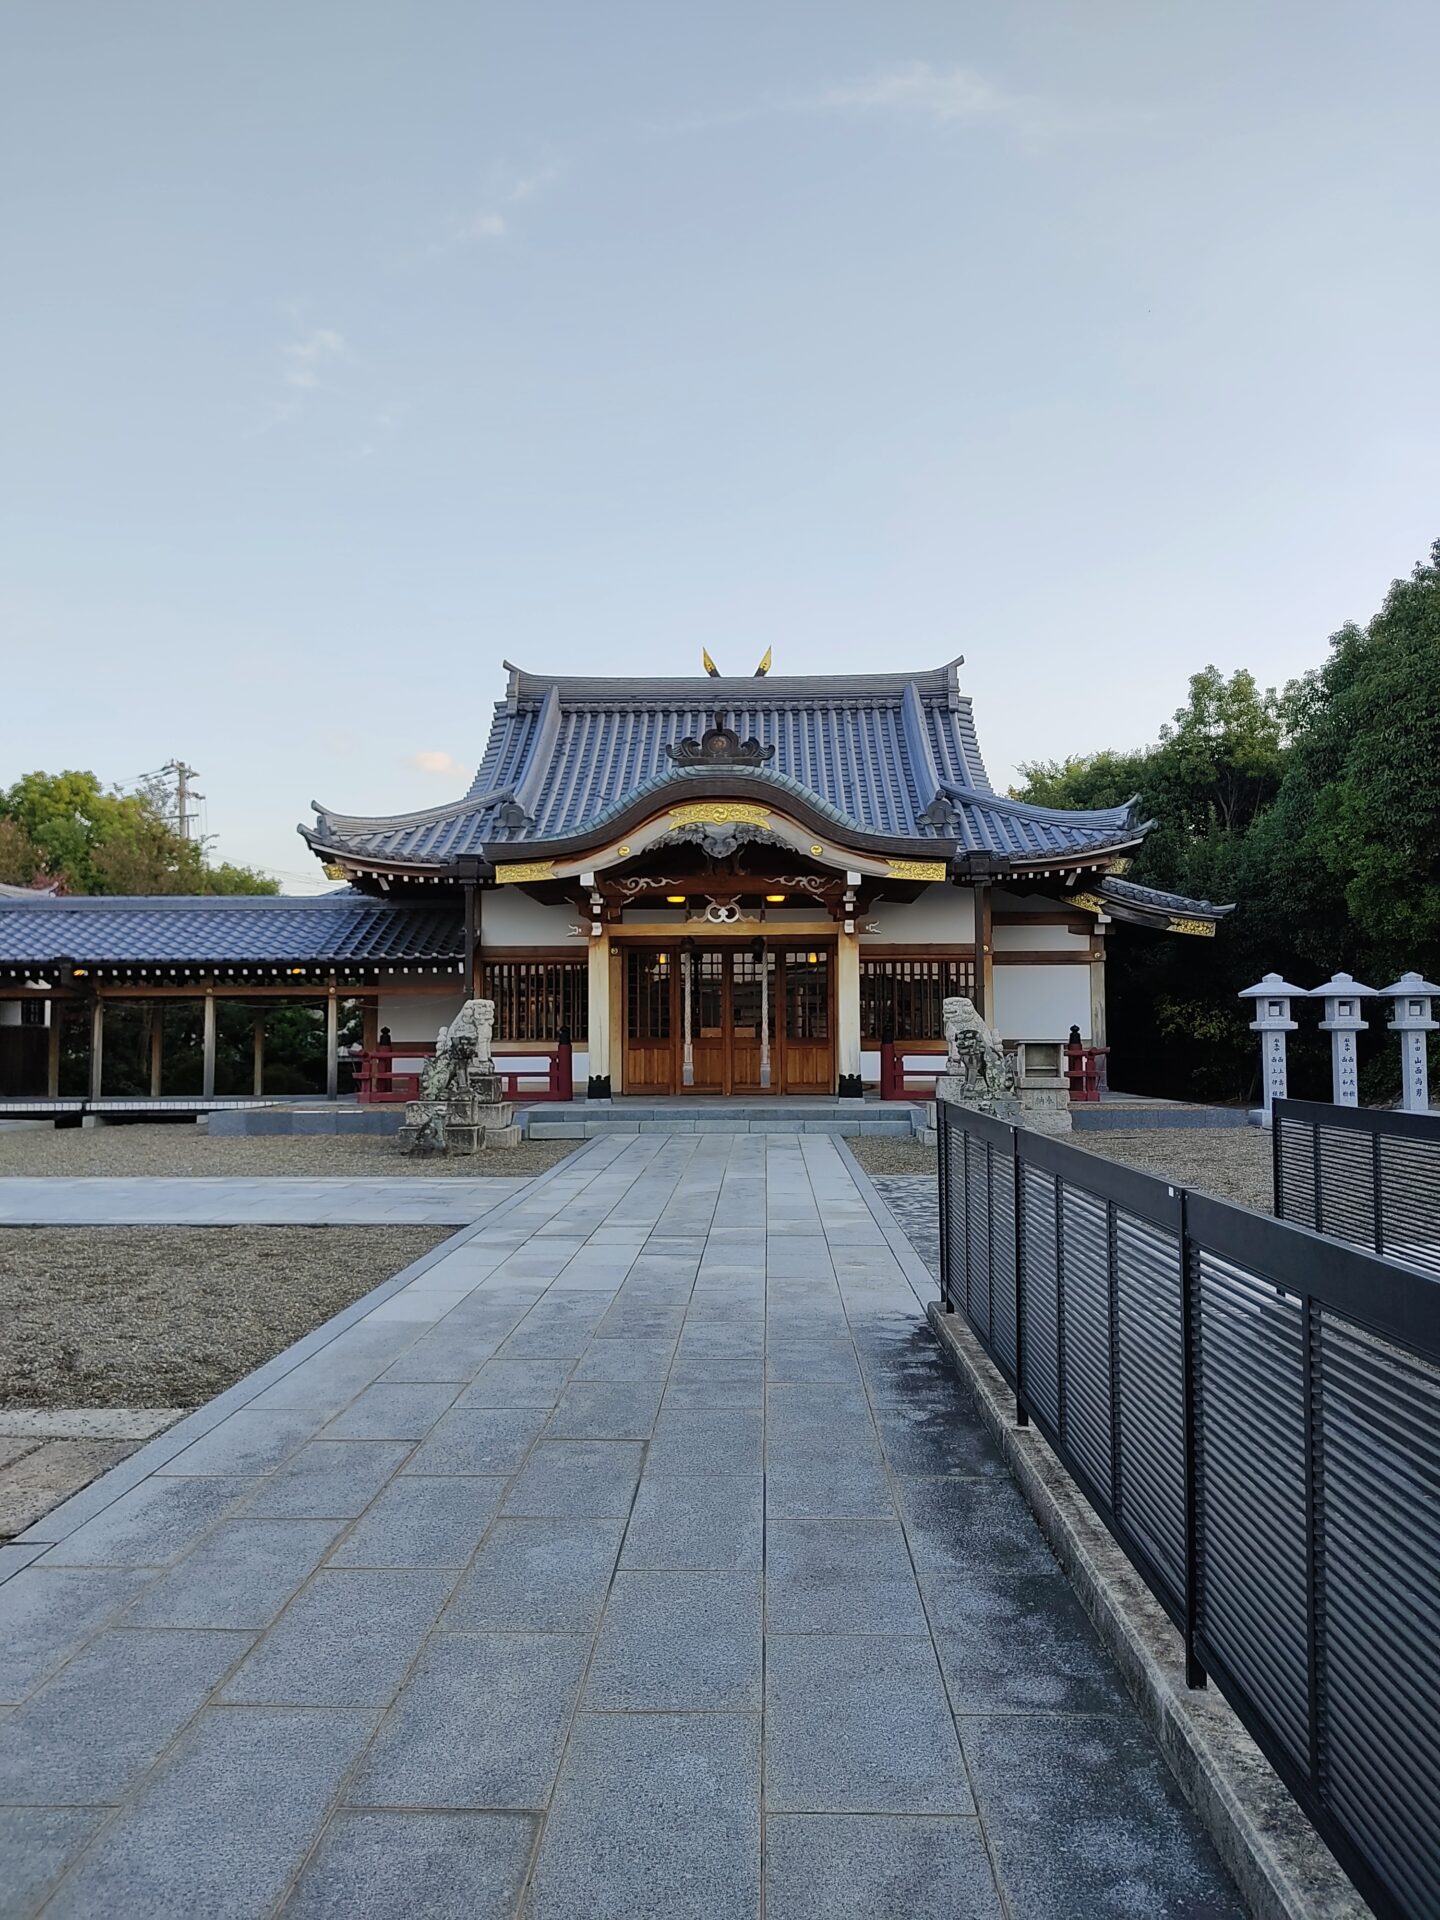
0,1135,1241,1918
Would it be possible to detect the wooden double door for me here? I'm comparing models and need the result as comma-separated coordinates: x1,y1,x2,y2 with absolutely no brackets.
623,942,833,1096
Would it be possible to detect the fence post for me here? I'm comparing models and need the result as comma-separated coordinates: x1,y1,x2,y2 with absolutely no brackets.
937,1097,953,1313
1177,1189,1207,1690
556,1031,573,1102
1012,1124,1028,1427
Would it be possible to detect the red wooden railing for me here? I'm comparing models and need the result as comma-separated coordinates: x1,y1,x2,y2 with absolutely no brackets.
355,1042,573,1105
878,1042,949,1100
1065,1042,1109,1103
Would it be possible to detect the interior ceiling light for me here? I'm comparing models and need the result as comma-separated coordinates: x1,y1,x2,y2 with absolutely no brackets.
666,895,686,905
806,951,819,965
765,893,785,903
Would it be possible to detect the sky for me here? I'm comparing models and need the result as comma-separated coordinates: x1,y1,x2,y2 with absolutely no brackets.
3,2,1438,891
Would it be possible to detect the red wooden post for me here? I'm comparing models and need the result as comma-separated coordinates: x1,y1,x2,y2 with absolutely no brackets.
555,1040,573,1102
880,1041,897,1100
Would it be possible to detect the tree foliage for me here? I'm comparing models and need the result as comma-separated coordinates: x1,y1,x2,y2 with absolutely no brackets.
0,770,276,896
1010,545,1440,1103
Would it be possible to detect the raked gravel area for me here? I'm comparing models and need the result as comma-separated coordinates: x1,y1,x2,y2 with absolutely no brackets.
0,1125,577,1181
0,1226,450,1416
851,1125,1275,1214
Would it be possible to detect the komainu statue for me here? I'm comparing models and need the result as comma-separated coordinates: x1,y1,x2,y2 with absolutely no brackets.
399,999,516,1154
941,996,1018,1108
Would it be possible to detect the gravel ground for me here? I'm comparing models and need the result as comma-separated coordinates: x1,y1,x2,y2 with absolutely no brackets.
0,1226,448,1411
852,1126,1275,1213
0,1124,578,1180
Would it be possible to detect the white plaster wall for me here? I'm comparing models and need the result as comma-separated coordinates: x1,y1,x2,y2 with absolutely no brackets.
992,967,1091,1044
861,885,974,942
377,989,466,1047
481,889,585,944
992,924,1090,953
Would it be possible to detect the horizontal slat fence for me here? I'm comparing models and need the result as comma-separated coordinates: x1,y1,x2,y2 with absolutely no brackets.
937,1096,1440,1920
1274,1097,1440,1278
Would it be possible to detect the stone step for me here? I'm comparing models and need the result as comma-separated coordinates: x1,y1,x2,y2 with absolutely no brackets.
526,1115,919,1140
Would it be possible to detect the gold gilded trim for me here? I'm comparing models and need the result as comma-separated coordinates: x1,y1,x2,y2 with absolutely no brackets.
886,858,947,882
667,802,772,828
1166,915,1216,938
495,859,556,885
1064,891,1109,915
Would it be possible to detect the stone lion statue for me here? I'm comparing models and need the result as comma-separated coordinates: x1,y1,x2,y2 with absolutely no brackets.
942,996,1018,1107
416,1000,496,1100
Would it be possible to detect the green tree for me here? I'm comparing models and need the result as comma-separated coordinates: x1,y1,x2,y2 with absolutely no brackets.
0,770,277,895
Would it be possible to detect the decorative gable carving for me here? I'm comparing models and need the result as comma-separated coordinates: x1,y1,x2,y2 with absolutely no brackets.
665,711,775,769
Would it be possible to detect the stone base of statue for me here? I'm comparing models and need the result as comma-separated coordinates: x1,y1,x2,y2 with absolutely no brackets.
396,1000,522,1155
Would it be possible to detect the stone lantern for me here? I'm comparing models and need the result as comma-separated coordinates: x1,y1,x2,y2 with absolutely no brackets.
1239,975,1305,1123
1380,973,1439,1114
1310,972,1376,1107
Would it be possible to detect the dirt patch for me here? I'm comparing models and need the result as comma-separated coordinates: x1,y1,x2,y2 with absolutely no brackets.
0,1226,448,1411
0,1124,579,1180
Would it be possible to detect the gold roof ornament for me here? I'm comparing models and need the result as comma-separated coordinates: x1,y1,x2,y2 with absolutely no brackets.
702,648,721,677
754,647,772,677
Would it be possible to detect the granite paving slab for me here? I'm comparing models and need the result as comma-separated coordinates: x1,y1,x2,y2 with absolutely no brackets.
0,1133,1245,1918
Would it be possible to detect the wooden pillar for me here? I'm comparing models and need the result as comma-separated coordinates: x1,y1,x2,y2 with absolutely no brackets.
362,1001,379,1052
89,999,104,1100
463,883,479,999
586,931,611,1097
252,1013,266,1096
149,1007,164,1096
202,990,217,1097
1089,923,1108,1048
47,1007,62,1099
975,881,994,1021
836,931,862,1095
325,982,339,1098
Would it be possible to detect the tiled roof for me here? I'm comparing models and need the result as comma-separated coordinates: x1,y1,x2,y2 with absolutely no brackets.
1092,875,1235,927
0,894,462,968
304,661,1144,869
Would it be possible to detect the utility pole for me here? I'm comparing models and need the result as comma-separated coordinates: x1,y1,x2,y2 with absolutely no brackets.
159,760,204,840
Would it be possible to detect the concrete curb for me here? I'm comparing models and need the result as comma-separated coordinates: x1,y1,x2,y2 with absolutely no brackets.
926,1303,1370,1920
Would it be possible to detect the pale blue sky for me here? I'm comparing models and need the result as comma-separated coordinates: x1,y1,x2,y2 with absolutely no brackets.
3,2,1437,889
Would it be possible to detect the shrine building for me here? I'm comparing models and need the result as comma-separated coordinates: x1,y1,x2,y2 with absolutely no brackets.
0,658,1228,1103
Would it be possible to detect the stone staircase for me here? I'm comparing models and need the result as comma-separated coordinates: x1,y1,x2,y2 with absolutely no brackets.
519,1100,929,1141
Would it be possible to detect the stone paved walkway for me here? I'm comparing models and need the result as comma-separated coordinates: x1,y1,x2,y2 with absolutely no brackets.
0,1176,526,1227
0,1135,1244,1918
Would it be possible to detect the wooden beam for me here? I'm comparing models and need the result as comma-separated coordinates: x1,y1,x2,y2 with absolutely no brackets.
252,1013,265,1097
149,1011,164,1096
975,881,994,1019
47,1012,61,1099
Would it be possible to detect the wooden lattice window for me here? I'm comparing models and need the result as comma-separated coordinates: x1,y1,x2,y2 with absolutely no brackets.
860,954,977,1042
482,957,589,1043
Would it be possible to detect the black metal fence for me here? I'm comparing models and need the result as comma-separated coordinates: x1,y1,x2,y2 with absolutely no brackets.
1274,1097,1440,1277
936,1096,1440,1920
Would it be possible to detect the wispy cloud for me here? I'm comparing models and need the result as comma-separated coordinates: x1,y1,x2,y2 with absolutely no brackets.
429,158,564,254
409,749,463,776
666,61,1092,144
282,326,349,389
252,323,352,434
